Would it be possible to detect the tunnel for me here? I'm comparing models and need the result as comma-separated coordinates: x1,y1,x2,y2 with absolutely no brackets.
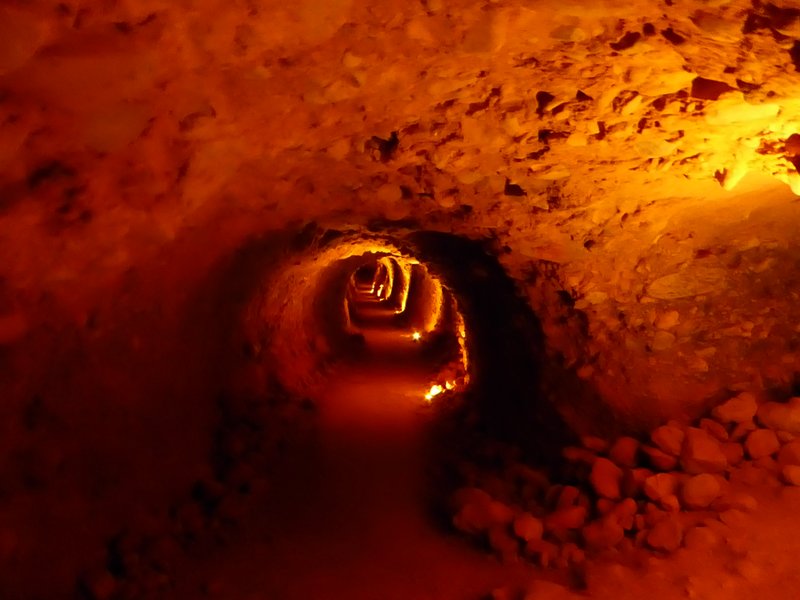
6,1,800,599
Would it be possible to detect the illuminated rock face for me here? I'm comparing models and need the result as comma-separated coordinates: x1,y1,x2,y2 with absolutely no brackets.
3,4,800,456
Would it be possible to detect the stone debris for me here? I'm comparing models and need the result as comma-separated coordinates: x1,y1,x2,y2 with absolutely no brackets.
451,385,800,568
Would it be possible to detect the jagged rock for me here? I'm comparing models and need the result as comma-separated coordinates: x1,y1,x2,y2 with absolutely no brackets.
712,392,758,423
513,513,544,541
757,398,800,433
589,458,623,499
643,472,679,501
651,424,685,456
744,429,780,459
642,445,679,471
730,420,757,441
609,436,640,468
681,428,728,474
682,474,721,509
699,418,729,441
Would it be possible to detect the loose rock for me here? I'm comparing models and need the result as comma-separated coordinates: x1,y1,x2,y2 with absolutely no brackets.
744,429,780,459
589,458,623,499
642,445,679,471
643,472,679,501
513,513,543,542
681,428,728,474
712,392,758,423
609,436,640,468
757,398,800,433
651,424,685,456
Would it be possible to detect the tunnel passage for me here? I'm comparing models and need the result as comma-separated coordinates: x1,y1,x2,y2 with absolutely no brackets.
228,225,580,469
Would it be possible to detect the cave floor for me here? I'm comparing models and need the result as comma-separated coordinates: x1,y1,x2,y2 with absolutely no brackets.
169,298,536,599
165,297,800,600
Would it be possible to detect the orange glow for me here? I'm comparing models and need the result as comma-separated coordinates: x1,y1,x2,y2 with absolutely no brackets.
412,331,421,341
424,384,444,402
377,284,384,297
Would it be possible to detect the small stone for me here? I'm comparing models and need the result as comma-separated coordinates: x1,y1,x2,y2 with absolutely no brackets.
589,458,623,499
647,517,683,552
783,464,800,485
721,442,744,466
545,505,587,531
745,429,780,459
660,494,681,512
655,310,680,330
451,488,514,534
609,436,640,468
651,424,685,456
644,473,679,501
642,445,679,471
612,498,638,530
582,516,625,550
757,398,800,433
734,559,763,583
581,435,609,453
488,525,519,562
778,439,800,466
699,418,729,441
681,428,728,474
513,513,543,541
682,474,721,509
712,392,758,423
683,526,721,551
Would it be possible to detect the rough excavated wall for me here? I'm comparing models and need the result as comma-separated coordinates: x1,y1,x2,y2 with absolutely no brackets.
4,1,800,435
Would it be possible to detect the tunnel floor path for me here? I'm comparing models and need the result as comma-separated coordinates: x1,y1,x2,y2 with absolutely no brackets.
172,292,535,599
